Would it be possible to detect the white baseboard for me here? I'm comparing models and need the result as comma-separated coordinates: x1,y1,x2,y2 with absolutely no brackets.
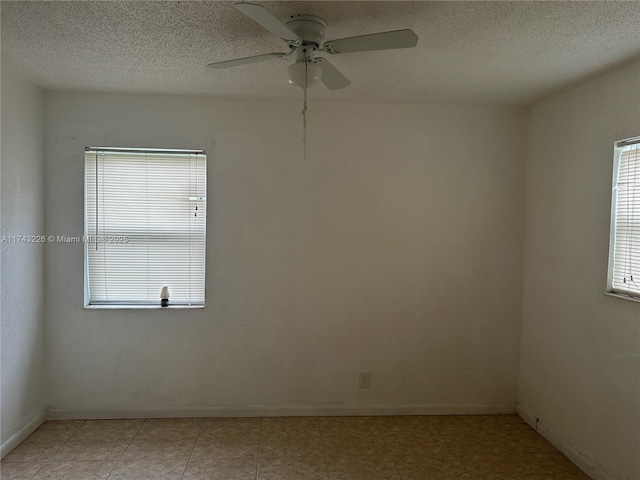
517,407,620,480
48,403,516,419
0,408,47,460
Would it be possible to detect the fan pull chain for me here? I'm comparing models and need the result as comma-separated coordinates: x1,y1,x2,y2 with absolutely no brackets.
300,59,308,161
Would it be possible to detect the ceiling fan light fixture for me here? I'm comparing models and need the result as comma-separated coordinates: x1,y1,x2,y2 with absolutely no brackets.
288,61,322,88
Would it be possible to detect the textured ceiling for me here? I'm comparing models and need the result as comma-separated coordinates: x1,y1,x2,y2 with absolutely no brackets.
2,1,639,105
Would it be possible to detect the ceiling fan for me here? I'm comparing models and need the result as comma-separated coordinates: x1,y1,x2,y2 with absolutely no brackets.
207,3,419,90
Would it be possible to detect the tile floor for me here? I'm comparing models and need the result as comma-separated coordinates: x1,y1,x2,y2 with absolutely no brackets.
1,415,591,480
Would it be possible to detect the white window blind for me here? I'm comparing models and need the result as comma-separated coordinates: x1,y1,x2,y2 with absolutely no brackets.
85,148,206,306
609,138,640,298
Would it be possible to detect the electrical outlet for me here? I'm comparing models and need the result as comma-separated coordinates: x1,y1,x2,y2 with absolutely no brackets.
359,372,371,389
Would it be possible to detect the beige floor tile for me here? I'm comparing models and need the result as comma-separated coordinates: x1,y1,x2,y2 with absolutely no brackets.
182,457,257,479
191,435,259,459
140,418,204,430
67,430,137,444
199,427,260,441
379,425,442,439
441,434,507,454
323,444,390,457
81,420,144,431
372,416,437,429
2,445,61,464
326,453,400,480
51,443,129,462
2,433,72,463
319,417,378,428
321,424,384,449
37,420,85,432
500,424,558,453
0,462,43,479
322,435,386,450
482,414,525,425
258,456,328,480
191,427,260,458
13,432,73,446
198,422,261,442
261,417,320,429
1,415,589,480
202,418,261,430
457,451,536,480
433,416,493,434
381,428,450,455
438,422,511,453
32,461,114,479
393,453,472,480
132,428,199,443
386,440,451,456
121,440,195,460
524,453,592,479
260,427,324,457
108,459,188,479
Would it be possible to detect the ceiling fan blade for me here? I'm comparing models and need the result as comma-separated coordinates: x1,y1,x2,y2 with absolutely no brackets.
323,29,418,54
316,58,351,90
235,3,301,43
207,53,286,69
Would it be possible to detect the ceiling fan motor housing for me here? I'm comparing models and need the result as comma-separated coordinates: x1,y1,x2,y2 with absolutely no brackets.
285,14,327,46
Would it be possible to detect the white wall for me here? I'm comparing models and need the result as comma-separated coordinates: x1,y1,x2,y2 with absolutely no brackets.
519,61,640,480
44,92,527,416
0,60,47,452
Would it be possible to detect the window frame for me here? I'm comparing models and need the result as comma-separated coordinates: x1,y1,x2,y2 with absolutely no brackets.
83,147,207,309
606,136,640,302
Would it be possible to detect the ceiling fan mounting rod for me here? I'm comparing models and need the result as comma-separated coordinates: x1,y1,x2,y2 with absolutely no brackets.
295,44,317,64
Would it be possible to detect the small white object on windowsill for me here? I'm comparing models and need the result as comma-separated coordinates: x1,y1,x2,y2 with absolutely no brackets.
160,286,170,307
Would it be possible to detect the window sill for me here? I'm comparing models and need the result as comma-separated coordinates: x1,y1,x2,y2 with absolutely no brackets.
84,304,204,310
603,292,640,304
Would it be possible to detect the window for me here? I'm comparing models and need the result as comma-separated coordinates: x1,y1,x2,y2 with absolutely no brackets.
84,148,206,307
608,137,640,299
